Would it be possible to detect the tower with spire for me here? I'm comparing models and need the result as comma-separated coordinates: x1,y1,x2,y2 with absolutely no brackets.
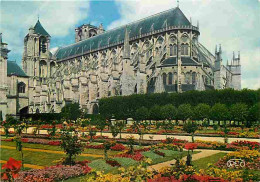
22,18,52,78
0,33,9,120
227,51,241,90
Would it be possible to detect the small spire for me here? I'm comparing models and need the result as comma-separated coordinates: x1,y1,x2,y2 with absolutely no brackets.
226,60,229,66
238,51,240,59
177,0,179,7
38,14,39,21
190,17,192,25
123,25,130,59
0,33,2,44
233,51,235,60
197,20,199,29
215,45,218,54
219,44,222,53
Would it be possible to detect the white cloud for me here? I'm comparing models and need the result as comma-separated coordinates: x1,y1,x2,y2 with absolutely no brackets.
108,0,260,89
0,1,90,55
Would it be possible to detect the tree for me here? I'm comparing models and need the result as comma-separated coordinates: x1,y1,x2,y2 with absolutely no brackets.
115,121,125,139
247,103,260,127
210,103,229,125
61,103,82,121
92,115,106,136
177,104,193,123
110,125,119,139
161,120,175,138
60,131,84,165
230,103,248,126
161,104,177,121
193,103,211,122
134,106,149,122
183,120,198,142
149,105,162,121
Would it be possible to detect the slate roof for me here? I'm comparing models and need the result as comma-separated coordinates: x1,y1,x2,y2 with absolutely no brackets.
160,57,199,67
34,20,50,37
7,61,27,77
55,7,192,60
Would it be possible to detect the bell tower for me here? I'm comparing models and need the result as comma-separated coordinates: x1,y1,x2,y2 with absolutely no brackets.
22,19,51,77
0,33,9,120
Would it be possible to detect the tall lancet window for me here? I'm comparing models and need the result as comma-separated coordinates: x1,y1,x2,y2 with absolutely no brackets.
168,72,173,85
163,73,167,85
192,72,196,84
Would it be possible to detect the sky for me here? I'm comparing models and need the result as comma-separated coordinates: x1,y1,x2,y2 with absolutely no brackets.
0,0,259,89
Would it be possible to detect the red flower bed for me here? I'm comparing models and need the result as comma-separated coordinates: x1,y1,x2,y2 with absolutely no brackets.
15,164,91,182
110,143,126,151
154,150,165,157
106,159,121,167
184,143,198,151
116,152,144,161
148,174,227,182
1,138,13,142
230,140,260,150
20,138,61,146
85,144,104,149
134,147,150,152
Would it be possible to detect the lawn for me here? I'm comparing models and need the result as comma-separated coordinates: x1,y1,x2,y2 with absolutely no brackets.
0,148,99,167
193,152,227,170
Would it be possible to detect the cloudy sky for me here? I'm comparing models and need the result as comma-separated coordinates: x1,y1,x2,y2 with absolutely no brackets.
1,0,259,89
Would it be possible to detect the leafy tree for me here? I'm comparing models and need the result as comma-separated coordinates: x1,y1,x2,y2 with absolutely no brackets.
6,116,18,126
161,104,177,121
134,106,149,122
61,103,82,121
246,103,260,127
177,104,193,122
210,103,229,125
115,121,125,139
149,105,162,121
110,125,119,139
162,120,175,139
60,131,84,165
222,125,230,143
230,103,248,126
193,103,211,121
92,115,106,136
183,120,198,142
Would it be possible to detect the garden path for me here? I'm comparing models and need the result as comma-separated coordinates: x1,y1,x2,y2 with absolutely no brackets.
0,145,103,158
0,160,44,169
148,149,231,171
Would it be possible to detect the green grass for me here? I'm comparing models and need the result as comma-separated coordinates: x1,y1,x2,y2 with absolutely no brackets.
158,149,182,157
88,159,115,173
0,148,99,167
193,152,227,170
142,151,163,160
1,141,119,156
114,157,138,167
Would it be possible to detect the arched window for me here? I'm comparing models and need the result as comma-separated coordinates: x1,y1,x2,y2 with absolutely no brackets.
174,72,178,84
18,82,26,93
162,73,167,85
181,44,189,55
173,44,177,55
192,72,196,84
39,37,47,53
169,45,173,56
185,72,191,84
39,60,47,77
168,72,173,85
50,61,55,76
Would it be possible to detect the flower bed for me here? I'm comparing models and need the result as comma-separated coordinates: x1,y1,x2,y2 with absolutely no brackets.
106,159,121,167
115,152,144,161
110,143,126,151
21,138,61,146
14,164,91,182
216,150,260,170
230,140,260,150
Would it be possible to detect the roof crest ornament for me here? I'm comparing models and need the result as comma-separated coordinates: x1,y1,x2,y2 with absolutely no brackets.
177,0,179,7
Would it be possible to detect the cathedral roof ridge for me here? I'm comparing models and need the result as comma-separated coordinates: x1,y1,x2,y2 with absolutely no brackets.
55,6,191,60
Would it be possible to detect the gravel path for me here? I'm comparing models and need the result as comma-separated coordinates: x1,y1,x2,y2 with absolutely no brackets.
148,149,231,171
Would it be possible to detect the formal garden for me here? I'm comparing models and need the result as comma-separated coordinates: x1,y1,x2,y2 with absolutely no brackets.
1,89,260,181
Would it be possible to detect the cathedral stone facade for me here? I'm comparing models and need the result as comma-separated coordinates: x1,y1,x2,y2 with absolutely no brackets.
0,7,241,119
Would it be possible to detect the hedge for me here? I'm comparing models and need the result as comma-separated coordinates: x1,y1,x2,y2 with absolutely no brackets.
99,88,260,120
